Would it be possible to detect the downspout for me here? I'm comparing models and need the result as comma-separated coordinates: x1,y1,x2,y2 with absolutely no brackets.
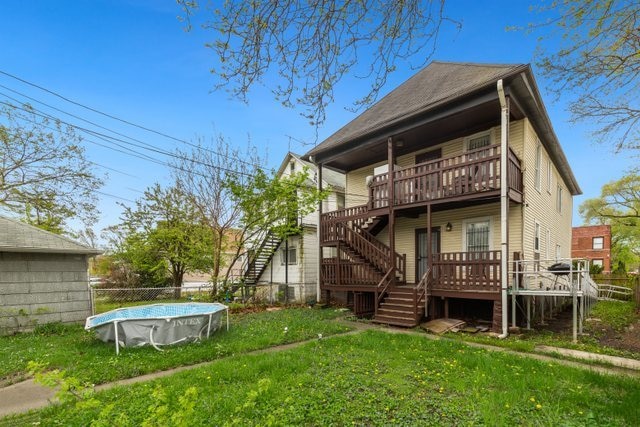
497,80,509,339
310,156,323,303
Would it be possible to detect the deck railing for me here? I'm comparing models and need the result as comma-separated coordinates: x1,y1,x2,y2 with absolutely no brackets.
431,250,501,293
321,257,382,286
369,144,522,208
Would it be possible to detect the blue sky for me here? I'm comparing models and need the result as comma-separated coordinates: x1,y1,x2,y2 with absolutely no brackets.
0,1,634,238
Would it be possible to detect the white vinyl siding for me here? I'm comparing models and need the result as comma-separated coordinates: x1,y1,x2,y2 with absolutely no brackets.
521,119,572,262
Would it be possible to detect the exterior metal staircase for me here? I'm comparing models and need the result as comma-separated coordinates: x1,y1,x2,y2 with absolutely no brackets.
244,231,282,286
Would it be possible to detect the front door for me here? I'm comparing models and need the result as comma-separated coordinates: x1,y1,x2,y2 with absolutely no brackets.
416,227,440,282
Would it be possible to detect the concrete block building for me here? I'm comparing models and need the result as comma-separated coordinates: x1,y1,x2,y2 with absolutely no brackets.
0,216,101,334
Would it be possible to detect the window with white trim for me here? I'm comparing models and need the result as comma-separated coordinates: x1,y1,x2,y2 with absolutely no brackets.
556,244,562,260
534,142,542,191
546,228,551,259
280,241,297,265
534,221,541,253
466,132,491,151
593,237,604,250
464,218,491,253
556,184,563,213
592,259,604,268
546,158,552,193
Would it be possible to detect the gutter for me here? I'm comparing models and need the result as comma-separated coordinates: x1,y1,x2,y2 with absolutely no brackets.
497,79,509,339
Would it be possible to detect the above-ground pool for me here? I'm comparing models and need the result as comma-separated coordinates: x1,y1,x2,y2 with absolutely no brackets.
85,302,229,354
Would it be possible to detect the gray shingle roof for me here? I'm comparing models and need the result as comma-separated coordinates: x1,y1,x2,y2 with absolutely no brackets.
308,61,526,156
0,216,101,254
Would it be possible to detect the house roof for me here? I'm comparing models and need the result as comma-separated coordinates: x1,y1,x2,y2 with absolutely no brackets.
307,61,526,157
0,216,101,255
277,152,345,191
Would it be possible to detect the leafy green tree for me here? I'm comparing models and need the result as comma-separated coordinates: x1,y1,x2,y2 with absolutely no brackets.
0,103,103,231
108,183,214,289
579,171,640,272
531,0,640,152
177,1,460,127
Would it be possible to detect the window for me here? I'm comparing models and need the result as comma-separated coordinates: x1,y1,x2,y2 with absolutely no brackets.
336,193,345,209
466,132,491,151
546,158,552,193
289,161,295,173
534,221,541,253
556,184,563,213
592,259,604,268
546,229,551,259
464,219,490,252
593,237,604,250
534,142,541,191
556,244,562,260
280,242,297,265
415,148,442,164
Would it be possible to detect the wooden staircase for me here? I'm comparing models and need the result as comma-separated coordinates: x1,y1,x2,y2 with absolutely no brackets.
372,287,426,327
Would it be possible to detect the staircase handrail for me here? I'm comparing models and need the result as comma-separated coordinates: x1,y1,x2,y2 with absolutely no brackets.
245,230,280,280
375,268,395,317
352,221,406,281
416,267,432,317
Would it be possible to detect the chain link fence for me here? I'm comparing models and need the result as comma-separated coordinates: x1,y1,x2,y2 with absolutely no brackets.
90,282,317,315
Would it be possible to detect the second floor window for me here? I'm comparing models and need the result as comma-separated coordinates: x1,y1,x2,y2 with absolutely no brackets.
467,134,491,151
593,237,604,250
535,142,542,191
534,221,541,252
556,184,563,213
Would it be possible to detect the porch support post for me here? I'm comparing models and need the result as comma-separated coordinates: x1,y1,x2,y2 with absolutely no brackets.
316,162,323,303
426,204,432,272
497,80,510,337
387,137,396,286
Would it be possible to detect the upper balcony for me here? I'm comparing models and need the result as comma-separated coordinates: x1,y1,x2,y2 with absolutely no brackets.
367,144,523,211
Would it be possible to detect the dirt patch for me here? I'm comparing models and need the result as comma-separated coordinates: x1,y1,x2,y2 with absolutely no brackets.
534,306,640,353
595,319,640,353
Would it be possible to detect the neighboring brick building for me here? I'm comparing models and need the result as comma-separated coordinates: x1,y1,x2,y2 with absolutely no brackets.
572,225,612,273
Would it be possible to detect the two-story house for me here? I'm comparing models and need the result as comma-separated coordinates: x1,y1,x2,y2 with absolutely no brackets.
306,61,581,334
244,152,345,303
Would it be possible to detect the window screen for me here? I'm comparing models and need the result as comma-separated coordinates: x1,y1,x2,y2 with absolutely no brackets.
466,220,490,252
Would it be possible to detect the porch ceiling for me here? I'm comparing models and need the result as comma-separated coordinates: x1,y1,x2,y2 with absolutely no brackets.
318,94,524,172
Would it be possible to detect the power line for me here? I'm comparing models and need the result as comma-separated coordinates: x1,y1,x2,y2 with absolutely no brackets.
0,70,262,169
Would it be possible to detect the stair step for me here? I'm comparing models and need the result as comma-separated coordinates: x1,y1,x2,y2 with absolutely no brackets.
380,302,415,311
371,315,419,327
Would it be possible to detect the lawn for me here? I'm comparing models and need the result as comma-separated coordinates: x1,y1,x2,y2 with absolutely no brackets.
0,307,351,386
6,330,640,426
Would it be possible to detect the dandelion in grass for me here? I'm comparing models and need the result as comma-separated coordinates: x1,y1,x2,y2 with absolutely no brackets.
530,397,536,402
536,404,542,410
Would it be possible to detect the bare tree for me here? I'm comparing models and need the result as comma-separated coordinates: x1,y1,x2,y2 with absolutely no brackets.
171,136,261,286
0,103,104,231
178,0,460,127
530,0,640,152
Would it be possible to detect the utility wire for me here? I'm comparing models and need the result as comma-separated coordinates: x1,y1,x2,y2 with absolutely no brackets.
0,70,262,169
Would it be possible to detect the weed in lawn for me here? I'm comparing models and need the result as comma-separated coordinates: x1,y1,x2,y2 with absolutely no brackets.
15,331,640,426
0,307,351,386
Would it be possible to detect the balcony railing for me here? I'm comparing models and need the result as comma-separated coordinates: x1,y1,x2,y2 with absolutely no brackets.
431,250,501,293
322,250,501,293
369,144,522,209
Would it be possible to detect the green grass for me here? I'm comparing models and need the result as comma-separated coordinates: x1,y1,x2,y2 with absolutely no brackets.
0,307,351,386
590,300,637,331
8,330,640,426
